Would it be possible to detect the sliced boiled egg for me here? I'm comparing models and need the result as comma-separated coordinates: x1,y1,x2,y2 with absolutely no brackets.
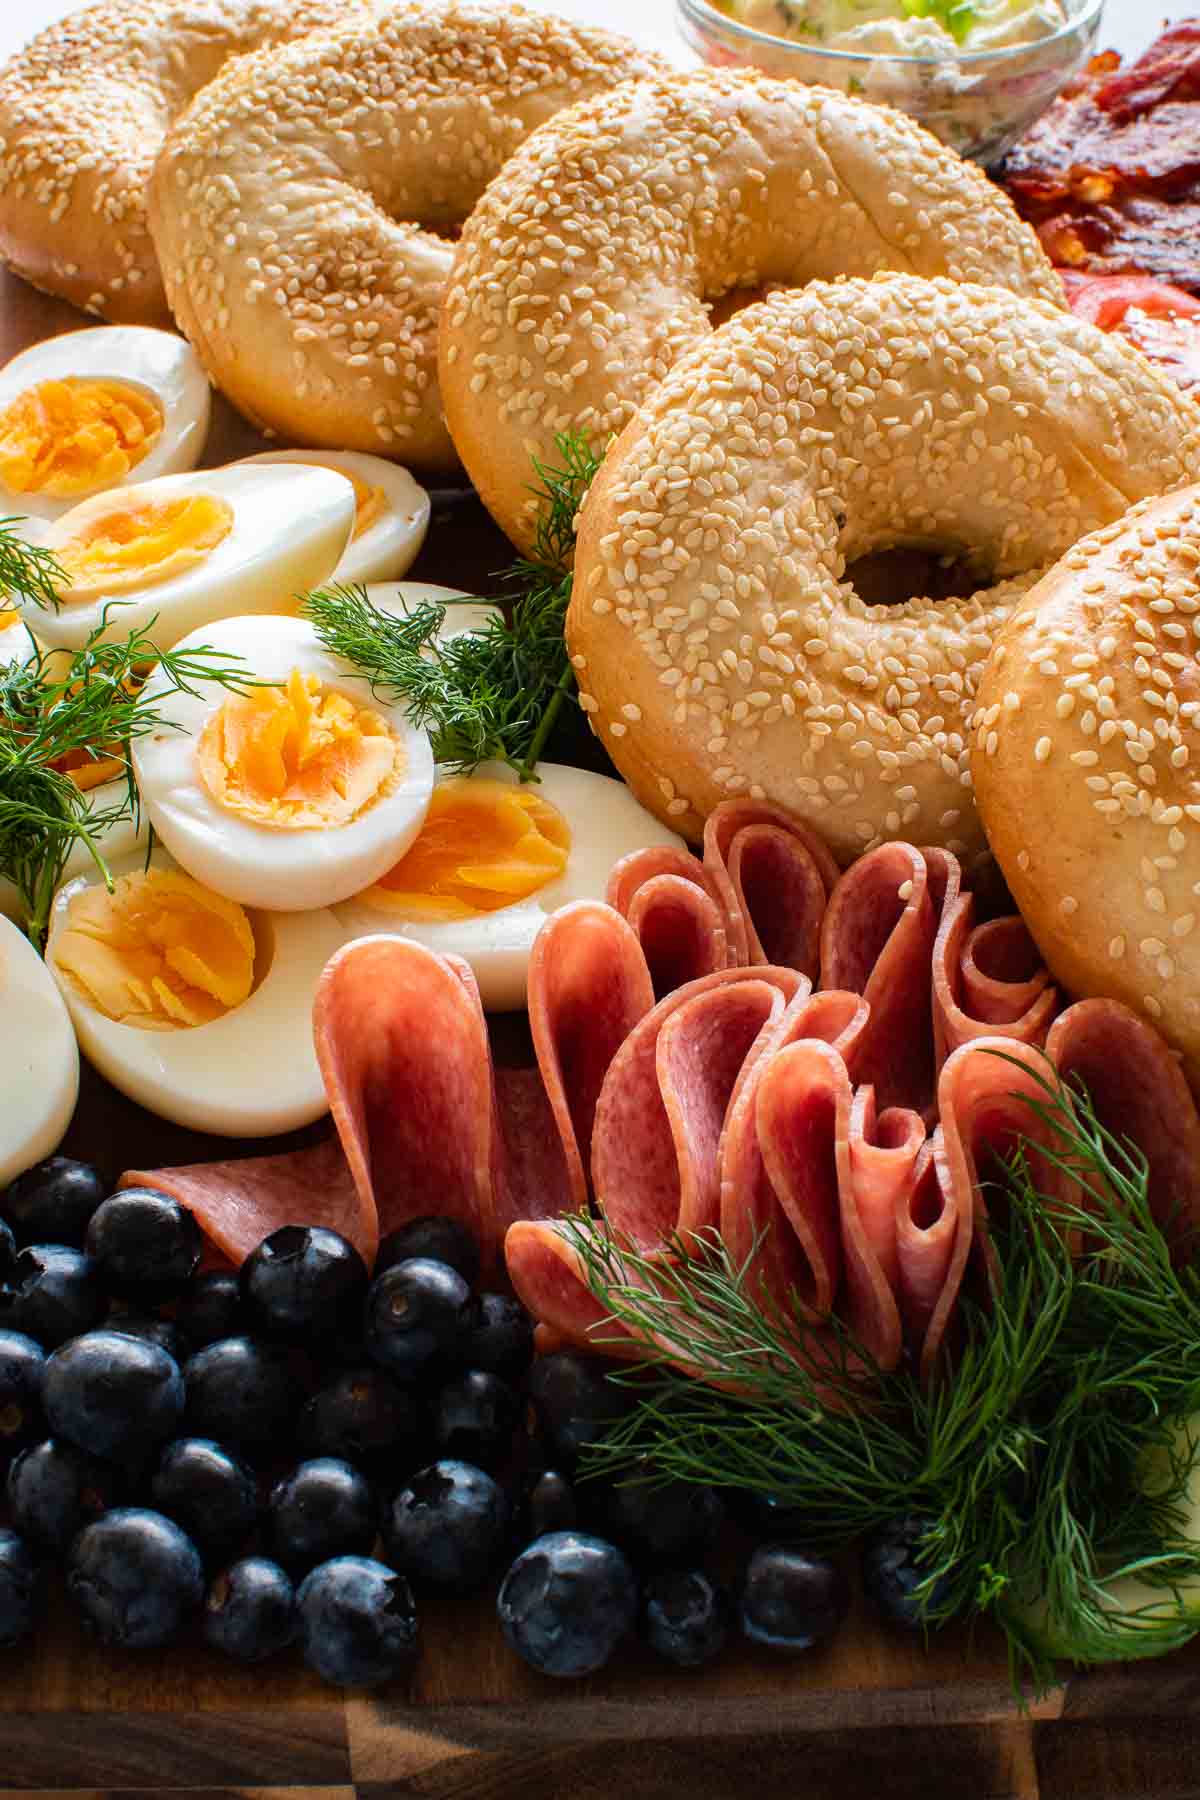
0,773,150,926
332,761,685,1010
131,613,435,912
0,915,79,1185
242,451,429,586
0,606,30,671
20,464,356,653
45,847,344,1136
364,581,501,641
0,327,210,523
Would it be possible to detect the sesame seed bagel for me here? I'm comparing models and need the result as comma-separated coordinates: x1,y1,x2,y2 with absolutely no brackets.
972,484,1200,1088
0,0,370,323
440,70,1065,552
145,3,668,472
566,276,1200,861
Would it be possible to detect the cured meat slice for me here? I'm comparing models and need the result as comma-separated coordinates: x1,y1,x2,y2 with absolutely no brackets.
932,896,1057,1067
527,901,655,1211
120,1138,365,1268
1047,997,1200,1257
819,842,948,1116
605,848,728,994
846,1088,926,1301
703,799,839,972
916,1037,1069,1381
593,966,806,1249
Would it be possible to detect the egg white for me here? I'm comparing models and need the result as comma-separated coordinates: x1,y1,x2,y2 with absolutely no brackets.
45,847,345,1137
0,914,79,1184
0,327,211,523
131,613,435,912
332,761,686,1010
242,451,430,586
22,464,356,653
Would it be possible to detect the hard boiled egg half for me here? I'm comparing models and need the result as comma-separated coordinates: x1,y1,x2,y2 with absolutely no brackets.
0,327,210,522
333,761,685,1010
0,914,79,1184
20,464,356,652
0,772,150,927
45,848,345,1136
132,614,435,912
242,451,430,586
364,581,501,641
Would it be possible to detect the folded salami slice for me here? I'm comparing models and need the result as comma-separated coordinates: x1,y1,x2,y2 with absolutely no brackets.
703,799,839,972
1047,997,1200,1256
933,894,1057,1068
605,849,728,995
120,1138,366,1268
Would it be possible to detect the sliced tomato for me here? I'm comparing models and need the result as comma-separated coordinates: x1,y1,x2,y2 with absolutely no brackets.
1062,272,1200,390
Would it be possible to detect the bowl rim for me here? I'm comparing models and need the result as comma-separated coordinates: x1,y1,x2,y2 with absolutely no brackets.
676,0,1107,67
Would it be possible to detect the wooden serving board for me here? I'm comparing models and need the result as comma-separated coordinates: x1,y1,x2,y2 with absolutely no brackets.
5,269,1200,1800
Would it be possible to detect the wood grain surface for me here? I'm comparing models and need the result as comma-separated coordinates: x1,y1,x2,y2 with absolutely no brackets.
1,146,1197,1800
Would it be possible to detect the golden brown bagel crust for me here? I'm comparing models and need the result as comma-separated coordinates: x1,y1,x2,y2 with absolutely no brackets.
0,0,369,324
567,276,1200,862
972,484,1200,1089
440,71,1065,551
146,4,667,473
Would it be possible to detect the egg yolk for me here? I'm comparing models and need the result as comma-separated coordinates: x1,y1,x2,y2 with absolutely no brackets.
197,667,401,830
0,378,162,498
307,462,386,541
53,867,256,1030
53,491,234,603
363,779,570,919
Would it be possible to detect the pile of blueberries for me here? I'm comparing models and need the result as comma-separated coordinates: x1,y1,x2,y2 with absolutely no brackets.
0,1156,928,1689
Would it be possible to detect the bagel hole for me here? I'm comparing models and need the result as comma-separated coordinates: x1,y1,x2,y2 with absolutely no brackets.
844,544,992,607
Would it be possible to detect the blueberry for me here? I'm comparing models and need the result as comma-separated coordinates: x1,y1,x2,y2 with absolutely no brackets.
433,1370,518,1471
375,1218,480,1288
3,1158,107,1248
0,1529,40,1646
268,1458,377,1574
296,1556,418,1688
642,1569,731,1667
204,1557,296,1663
0,1330,44,1462
151,1439,259,1562
68,1508,204,1649
525,1351,631,1469
174,1272,246,1351
0,1220,15,1281
739,1546,850,1653
0,1244,104,1347
240,1226,368,1341
384,1459,510,1590
85,1189,202,1305
183,1337,302,1459
861,1515,955,1631
598,1462,724,1566
728,1489,813,1541
43,1329,184,1459
497,1531,637,1678
298,1366,424,1476
106,1311,185,1363
457,1293,534,1383
516,1468,578,1542
8,1438,124,1552
364,1260,472,1380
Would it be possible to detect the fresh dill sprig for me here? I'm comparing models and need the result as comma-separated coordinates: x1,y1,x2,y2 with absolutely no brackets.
565,1064,1200,1694
0,516,67,616
0,610,258,945
302,429,603,779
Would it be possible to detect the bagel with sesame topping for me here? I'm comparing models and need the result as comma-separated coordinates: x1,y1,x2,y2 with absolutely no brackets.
439,70,1066,552
972,484,1200,1090
0,0,371,324
565,275,1200,861
145,3,668,472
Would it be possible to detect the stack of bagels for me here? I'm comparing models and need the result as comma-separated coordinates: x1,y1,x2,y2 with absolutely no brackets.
1,0,1198,1081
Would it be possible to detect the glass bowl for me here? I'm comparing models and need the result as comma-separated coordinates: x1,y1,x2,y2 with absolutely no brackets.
675,0,1106,165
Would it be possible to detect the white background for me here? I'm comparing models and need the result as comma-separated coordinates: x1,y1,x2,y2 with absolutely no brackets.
0,0,1173,68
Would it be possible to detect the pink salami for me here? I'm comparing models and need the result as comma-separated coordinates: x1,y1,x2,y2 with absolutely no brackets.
703,799,838,971
932,894,1057,1067
605,848,728,994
